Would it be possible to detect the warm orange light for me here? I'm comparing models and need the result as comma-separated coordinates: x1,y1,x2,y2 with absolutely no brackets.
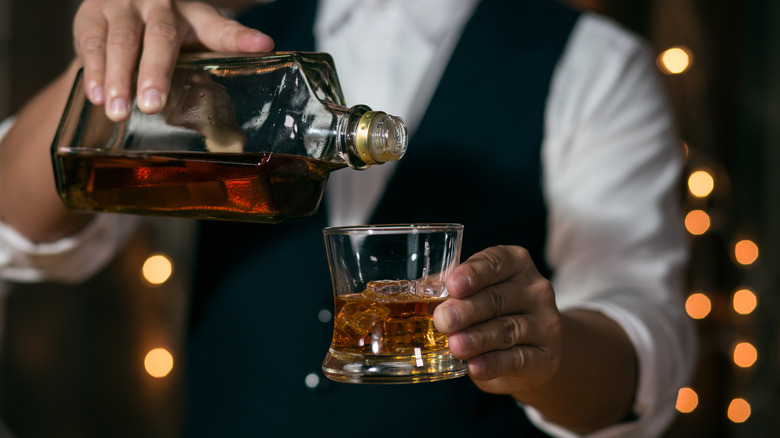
685,210,711,235
142,254,173,285
728,398,751,423
688,170,714,198
733,289,757,315
676,387,698,413
685,293,711,319
734,240,759,265
733,342,758,368
144,347,174,378
658,46,692,74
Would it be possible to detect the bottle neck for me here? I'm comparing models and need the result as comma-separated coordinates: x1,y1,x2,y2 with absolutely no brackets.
336,105,408,169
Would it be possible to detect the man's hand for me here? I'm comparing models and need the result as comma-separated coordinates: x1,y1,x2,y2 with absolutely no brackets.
73,0,274,121
433,245,563,394
434,245,638,433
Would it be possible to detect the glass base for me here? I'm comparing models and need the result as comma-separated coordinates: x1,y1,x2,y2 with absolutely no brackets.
322,348,468,384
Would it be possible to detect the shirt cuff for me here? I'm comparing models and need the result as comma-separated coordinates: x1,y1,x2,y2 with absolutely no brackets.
0,213,138,283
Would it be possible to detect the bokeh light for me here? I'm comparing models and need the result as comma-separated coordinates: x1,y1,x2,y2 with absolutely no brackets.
658,46,693,74
686,292,711,319
144,348,174,378
728,398,751,423
685,209,711,235
676,387,698,413
142,254,173,285
733,342,758,368
688,170,714,198
734,240,759,265
733,289,757,315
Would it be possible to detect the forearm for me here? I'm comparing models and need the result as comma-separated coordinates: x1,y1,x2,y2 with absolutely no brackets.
0,60,94,243
513,309,637,434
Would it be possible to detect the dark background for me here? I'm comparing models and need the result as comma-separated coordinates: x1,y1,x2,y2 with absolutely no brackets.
0,0,778,436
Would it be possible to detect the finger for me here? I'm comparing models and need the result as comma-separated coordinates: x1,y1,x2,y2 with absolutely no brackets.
136,5,184,113
450,307,561,359
73,3,108,105
467,343,559,383
446,245,538,299
435,275,554,334
179,2,274,52
104,8,143,121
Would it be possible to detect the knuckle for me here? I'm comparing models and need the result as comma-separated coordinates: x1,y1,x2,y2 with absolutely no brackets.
497,316,524,347
479,248,505,276
108,28,140,49
484,285,507,317
79,35,106,56
145,20,180,44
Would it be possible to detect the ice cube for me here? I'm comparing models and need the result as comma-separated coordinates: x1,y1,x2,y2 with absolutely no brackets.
334,299,391,339
366,280,413,296
414,280,447,297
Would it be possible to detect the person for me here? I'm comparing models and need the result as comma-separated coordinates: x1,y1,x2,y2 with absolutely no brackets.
0,0,696,436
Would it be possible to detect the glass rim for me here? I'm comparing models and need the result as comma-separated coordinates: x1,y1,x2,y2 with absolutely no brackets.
323,223,463,235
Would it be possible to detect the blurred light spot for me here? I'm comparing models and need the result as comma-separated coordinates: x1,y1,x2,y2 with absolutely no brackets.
142,254,173,285
318,309,332,323
733,342,758,368
686,293,711,319
305,373,320,389
144,348,174,378
676,387,698,413
688,170,714,198
733,289,757,315
728,398,751,423
658,46,692,74
734,240,759,265
685,210,711,235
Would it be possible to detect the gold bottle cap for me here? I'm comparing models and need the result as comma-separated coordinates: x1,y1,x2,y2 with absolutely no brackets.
355,111,408,165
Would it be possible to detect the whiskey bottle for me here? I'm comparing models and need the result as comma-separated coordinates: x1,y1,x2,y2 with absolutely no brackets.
51,52,407,223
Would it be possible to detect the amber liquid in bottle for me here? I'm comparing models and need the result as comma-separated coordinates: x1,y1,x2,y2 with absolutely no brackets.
55,151,346,223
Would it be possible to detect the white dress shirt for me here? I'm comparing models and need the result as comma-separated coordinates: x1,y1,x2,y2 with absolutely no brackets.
0,1,695,437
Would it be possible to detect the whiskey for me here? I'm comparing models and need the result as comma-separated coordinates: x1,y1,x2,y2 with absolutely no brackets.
330,282,449,356
53,151,346,223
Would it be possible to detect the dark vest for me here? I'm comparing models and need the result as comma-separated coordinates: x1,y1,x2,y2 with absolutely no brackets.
186,1,579,436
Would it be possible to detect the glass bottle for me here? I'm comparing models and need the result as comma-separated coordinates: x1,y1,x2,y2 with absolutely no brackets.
51,52,408,223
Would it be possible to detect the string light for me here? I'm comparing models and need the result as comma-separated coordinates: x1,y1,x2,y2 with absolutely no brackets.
685,292,711,319
144,347,174,378
688,170,715,198
734,240,759,265
685,209,711,235
727,398,751,423
676,387,698,413
658,46,693,74
733,289,757,315
142,254,174,285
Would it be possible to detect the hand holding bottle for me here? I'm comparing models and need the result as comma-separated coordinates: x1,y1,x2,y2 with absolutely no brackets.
72,0,274,121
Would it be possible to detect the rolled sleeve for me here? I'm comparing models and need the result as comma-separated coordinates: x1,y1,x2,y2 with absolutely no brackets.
530,13,696,437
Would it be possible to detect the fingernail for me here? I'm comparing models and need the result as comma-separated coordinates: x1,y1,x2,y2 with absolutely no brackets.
468,356,485,376
449,274,471,295
452,332,474,353
140,88,164,112
108,98,130,120
90,85,105,105
441,305,459,328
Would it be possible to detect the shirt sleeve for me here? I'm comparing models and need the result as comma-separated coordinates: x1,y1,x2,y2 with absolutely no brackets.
525,13,697,438
0,117,138,284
